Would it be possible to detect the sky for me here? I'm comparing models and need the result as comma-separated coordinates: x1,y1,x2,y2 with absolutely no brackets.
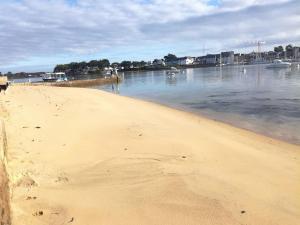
0,0,299,72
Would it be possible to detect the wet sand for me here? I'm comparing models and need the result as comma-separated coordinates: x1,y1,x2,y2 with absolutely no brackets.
3,86,300,225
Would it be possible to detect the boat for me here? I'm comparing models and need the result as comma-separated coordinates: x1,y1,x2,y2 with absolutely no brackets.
266,60,291,69
166,67,179,75
43,72,68,82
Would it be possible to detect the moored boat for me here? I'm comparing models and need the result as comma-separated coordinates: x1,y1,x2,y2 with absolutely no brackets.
266,60,291,69
42,72,68,82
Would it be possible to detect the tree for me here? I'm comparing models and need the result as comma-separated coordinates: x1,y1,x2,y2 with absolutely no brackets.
274,46,284,53
164,53,177,62
285,44,293,51
97,59,110,69
120,61,132,69
54,64,69,72
132,61,142,68
111,62,120,68
78,61,87,69
140,61,147,67
88,60,99,68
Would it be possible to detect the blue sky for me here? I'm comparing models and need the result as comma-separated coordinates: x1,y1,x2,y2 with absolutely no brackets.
0,0,299,72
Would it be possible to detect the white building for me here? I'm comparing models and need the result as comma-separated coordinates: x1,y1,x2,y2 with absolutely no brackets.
176,57,194,65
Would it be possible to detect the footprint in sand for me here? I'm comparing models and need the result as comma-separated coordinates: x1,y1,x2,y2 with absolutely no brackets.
26,196,37,200
33,211,43,216
16,175,37,188
55,176,69,183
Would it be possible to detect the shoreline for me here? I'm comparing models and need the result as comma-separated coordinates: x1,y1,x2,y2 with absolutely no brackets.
13,76,119,88
3,85,300,225
98,93,300,146
129,96,299,147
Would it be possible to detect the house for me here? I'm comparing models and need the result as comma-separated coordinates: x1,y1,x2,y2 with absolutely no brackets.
152,59,165,66
194,56,206,64
264,51,277,62
204,54,219,64
234,53,241,64
221,51,234,65
165,60,178,66
176,57,194,65
292,47,300,60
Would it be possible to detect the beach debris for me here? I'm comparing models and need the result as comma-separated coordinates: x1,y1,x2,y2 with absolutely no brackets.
240,210,246,214
124,148,128,151
139,133,143,137
22,126,28,129
68,217,74,223
35,126,41,129
33,210,43,216
182,156,187,159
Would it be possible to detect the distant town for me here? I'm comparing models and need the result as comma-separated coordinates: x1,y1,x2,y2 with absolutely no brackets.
2,44,300,79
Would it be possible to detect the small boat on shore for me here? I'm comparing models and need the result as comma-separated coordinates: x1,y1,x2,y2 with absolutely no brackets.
42,72,68,82
266,60,291,69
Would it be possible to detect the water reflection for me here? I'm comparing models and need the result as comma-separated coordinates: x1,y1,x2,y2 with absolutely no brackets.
97,64,300,144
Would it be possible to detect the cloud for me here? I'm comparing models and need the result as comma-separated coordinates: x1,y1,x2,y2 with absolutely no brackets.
0,0,299,72
141,0,300,51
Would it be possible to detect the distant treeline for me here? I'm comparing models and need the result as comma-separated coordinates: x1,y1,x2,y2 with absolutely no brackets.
53,54,180,77
54,59,151,76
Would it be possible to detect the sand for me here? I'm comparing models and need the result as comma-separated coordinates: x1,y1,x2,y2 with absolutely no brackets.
1,85,300,225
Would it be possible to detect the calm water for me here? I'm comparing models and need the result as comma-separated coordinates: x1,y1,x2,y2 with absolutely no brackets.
96,64,300,145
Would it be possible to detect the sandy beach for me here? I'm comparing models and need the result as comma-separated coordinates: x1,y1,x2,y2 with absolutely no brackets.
1,85,300,225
